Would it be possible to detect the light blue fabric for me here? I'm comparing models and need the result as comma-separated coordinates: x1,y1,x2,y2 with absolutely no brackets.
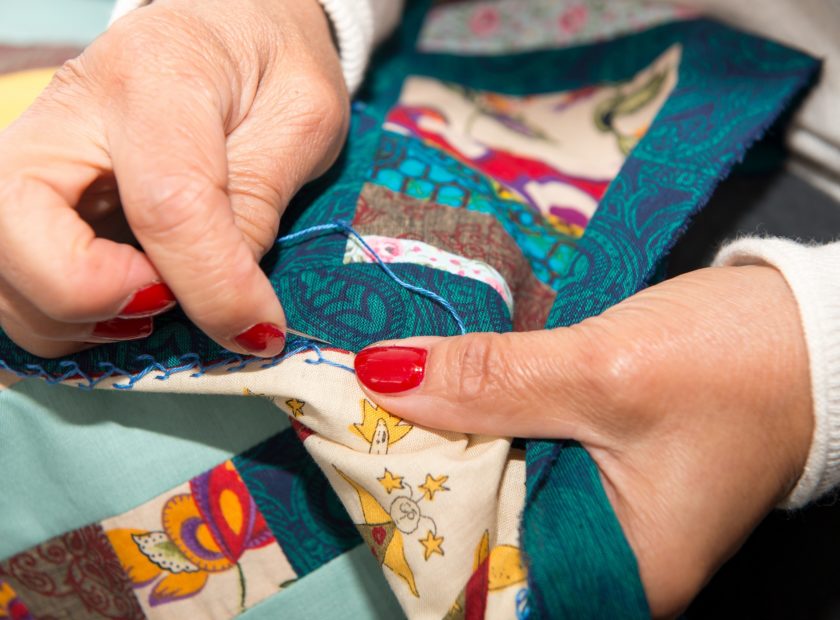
0,5,396,619
242,545,405,620
0,379,288,559
0,377,406,619
0,1,111,46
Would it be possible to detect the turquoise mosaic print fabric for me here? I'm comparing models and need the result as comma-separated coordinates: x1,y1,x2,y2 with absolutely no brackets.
0,1,820,618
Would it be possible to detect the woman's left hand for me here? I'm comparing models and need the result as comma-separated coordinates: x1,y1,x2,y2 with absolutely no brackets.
353,264,813,617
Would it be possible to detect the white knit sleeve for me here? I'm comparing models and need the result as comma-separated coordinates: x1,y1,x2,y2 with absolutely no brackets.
317,0,404,94
110,0,404,95
110,0,147,24
713,238,840,507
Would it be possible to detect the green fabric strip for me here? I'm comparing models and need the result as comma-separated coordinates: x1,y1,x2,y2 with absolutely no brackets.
522,444,647,617
0,0,110,46
0,380,287,560
241,544,403,620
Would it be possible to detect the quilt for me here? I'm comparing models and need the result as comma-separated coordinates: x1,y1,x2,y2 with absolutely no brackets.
0,1,819,618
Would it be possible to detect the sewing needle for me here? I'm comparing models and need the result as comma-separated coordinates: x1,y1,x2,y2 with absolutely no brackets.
285,327,334,347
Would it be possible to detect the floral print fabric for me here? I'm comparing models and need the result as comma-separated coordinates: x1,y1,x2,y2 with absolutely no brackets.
383,46,680,235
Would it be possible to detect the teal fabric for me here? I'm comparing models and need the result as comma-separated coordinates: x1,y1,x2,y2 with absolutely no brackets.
0,379,288,559
232,427,363,577
521,444,647,617
0,2,820,618
242,545,404,620
0,0,110,45
0,3,400,619
521,22,818,619
0,5,399,619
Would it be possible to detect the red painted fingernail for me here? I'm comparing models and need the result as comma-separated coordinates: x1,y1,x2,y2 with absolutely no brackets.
119,283,176,318
354,346,427,394
90,317,153,342
234,323,285,355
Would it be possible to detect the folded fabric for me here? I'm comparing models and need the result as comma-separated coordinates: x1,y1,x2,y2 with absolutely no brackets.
0,1,819,618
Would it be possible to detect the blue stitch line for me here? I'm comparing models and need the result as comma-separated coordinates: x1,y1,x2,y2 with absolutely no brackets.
109,360,156,389
304,342,356,374
275,222,343,245
1,222,439,388
516,588,531,620
134,354,169,377
277,221,468,335
52,339,350,390
2,359,88,387
223,357,251,374
259,344,311,368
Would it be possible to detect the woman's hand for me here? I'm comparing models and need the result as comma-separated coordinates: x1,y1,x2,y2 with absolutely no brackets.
353,265,813,617
0,0,348,358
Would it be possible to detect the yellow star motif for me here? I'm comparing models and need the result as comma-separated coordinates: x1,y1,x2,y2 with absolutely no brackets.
377,469,404,494
286,398,306,418
350,400,413,454
418,474,449,501
419,530,444,561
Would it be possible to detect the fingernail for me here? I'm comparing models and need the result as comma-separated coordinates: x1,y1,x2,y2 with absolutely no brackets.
119,283,176,318
90,317,154,342
234,323,286,356
354,346,427,394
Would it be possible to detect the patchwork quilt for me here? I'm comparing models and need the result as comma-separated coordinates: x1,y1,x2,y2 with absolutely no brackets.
0,1,819,618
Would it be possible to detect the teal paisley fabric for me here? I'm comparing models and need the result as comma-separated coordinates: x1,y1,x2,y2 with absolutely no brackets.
519,23,818,620
0,2,819,618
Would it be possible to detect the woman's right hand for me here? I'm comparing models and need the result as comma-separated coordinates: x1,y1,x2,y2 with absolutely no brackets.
0,0,349,359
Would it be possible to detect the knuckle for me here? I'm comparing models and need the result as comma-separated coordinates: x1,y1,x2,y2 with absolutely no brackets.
30,56,97,116
128,176,214,238
49,57,91,92
102,13,229,105
571,322,650,427
315,80,349,133
285,71,349,139
444,332,512,404
111,22,160,60
107,11,194,65
231,198,281,259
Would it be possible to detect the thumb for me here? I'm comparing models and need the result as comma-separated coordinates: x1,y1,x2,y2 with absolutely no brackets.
108,74,287,358
353,330,608,440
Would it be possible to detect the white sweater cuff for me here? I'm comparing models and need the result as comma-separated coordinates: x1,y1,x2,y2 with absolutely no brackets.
110,0,146,24
713,237,840,508
318,0,401,94
110,0,402,95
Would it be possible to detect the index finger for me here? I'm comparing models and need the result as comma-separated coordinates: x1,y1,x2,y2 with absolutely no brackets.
0,78,162,325
107,79,287,357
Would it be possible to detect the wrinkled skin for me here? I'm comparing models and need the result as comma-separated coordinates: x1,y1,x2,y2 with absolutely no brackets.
0,0,347,357
0,2,815,616
358,265,813,617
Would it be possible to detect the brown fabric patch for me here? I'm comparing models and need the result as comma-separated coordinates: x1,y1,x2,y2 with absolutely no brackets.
0,45,81,75
0,524,144,620
353,184,556,331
